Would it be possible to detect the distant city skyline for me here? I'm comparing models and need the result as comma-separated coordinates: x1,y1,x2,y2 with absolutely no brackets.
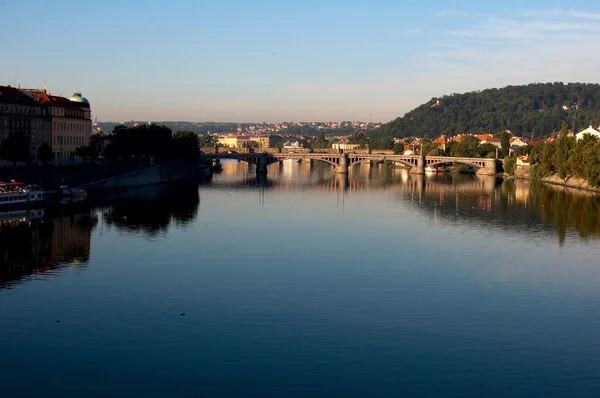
3,0,600,122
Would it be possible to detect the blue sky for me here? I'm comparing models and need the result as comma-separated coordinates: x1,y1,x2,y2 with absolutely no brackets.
3,0,600,122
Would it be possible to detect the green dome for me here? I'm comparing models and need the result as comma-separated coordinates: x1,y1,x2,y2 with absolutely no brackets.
69,93,90,105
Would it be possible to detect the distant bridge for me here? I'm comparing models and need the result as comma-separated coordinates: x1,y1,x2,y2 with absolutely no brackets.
200,152,500,176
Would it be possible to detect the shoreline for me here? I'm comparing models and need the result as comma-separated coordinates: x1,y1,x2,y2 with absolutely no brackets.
512,167,600,194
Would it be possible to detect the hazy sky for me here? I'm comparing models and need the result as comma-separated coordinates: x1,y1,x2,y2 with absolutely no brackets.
3,0,600,123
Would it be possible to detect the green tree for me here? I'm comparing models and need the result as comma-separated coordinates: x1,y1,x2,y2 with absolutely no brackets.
450,135,481,157
0,133,31,166
552,121,573,179
514,145,533,156
37,142,54,166
540,141,556,176
478,143,498,158
75,144,99,162
503,156,517,175
172,130,200,164
198,134,216,148
500,131,511,157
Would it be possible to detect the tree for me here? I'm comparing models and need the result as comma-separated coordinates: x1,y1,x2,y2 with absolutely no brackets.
74,144,99,162
552,121,573,179
478,143,498,158
450,135,481,157
198,134,216,148
500,131,511,157
172,130,200,164
503,156,517,175
0,133,31,166
37,142,54,166
370,83,600,141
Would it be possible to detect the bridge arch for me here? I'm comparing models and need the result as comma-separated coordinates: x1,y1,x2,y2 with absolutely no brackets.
426,160,485,169
347,157,418,169
264,156,339,168
202,155,260,167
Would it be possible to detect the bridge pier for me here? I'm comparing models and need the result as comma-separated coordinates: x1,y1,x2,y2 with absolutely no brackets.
257,153,269,174
410,155,425,174
335,153,349,174
476,159,498,176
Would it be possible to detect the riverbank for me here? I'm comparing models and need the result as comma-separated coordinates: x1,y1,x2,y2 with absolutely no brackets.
514,166,600,194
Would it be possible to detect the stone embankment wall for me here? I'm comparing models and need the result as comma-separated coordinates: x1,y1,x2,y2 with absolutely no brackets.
82,164,195,192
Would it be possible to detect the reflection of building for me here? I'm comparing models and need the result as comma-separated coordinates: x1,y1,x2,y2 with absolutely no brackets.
51,213,92,264
0,211,95,289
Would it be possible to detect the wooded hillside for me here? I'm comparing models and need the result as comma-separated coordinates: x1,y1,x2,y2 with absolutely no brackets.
374,83,600,140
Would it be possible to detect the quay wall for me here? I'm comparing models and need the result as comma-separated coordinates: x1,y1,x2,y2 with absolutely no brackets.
81,164,196,192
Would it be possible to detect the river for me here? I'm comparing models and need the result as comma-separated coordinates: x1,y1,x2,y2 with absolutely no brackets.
2,160,600,397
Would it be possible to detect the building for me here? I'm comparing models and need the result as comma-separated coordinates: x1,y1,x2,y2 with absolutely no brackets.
433,135,449,152
516,155,530,167
510,137,529,151
250,135,284,149
26,91,92,165
283,141,303,149
218,135,251,148
474,134,502,148
332,142,361,150
0,85,51,162
576,125,600,141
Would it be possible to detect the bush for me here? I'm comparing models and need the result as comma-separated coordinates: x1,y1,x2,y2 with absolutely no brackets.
503,156,517,175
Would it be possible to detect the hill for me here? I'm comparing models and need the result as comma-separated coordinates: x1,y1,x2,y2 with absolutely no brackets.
374,83,600,140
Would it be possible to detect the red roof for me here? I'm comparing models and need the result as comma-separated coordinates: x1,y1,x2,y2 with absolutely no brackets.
0,85,38,105
0,181,25,187
32,91,89,110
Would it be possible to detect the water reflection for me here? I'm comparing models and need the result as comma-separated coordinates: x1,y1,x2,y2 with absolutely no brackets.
209,160,600,243
102,183,200,237
0,208,97,289
1,161,598,290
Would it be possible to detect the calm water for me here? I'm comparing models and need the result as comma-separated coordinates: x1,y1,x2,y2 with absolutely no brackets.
2,160,600,397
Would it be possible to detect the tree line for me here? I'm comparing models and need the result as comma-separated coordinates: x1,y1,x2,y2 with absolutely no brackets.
371,83,600,141
525,122,600,187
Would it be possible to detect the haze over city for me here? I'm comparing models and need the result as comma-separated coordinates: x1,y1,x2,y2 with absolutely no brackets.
3,0,600,122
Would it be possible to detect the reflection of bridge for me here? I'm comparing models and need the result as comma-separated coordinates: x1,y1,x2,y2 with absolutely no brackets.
200,152,499,176
206,173,500,195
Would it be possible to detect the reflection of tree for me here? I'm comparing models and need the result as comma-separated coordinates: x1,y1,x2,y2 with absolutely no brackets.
411,176,600,244
103,183,199,237
528,184,600,243
0,210,97,289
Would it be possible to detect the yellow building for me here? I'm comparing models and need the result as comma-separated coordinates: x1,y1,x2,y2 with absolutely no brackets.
250,135,284,149
218,135,251,148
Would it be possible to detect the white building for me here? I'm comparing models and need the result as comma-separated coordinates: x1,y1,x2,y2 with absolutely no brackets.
331,142,361,150
283,141,302,149
576,125,600,141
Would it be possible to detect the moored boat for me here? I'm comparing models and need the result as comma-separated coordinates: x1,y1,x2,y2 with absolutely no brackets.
0,181,46,207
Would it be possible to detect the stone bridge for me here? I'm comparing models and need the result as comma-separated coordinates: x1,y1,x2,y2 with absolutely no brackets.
200,152,499,176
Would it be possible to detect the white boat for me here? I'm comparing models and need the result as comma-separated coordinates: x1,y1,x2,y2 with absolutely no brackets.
0,181,45,207
425,166,437,173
